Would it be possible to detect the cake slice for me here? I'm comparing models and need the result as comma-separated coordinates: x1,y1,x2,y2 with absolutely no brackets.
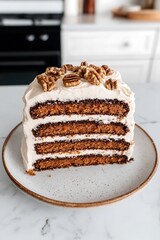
21,62,135,174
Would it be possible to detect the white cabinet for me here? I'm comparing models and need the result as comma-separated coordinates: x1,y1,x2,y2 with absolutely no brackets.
155,31,160,57
61,29,156,83
62,30,155,60
150,60,160,82
150,30,160,82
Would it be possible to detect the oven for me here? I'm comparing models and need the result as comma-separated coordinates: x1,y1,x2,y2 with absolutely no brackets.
0,14,62,85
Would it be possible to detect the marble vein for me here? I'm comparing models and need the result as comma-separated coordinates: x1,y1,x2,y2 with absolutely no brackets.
41,218,51,236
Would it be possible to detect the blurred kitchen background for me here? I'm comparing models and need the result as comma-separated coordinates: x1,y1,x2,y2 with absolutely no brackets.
0,0,160,85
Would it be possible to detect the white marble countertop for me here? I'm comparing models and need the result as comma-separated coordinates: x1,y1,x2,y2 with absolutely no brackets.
62,14,160,30
0,83,160,240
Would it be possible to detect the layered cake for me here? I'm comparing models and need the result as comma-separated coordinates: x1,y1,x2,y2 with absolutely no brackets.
21,61,135,174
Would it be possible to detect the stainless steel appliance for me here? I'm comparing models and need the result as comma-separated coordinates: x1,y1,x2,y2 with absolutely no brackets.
0,1,63,84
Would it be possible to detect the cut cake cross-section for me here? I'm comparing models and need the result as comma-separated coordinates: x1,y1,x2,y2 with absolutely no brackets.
21,62,135,174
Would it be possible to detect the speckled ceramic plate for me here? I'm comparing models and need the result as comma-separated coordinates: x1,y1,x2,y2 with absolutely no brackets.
2,123,158,207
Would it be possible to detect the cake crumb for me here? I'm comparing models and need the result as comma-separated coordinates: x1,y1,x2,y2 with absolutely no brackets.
27,169,36,176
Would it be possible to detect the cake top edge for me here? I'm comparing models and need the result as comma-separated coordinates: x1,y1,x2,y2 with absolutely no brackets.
36,61,118,92
24,61,135,103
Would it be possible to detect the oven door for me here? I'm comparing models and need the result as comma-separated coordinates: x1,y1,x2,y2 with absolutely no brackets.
0,52,61,85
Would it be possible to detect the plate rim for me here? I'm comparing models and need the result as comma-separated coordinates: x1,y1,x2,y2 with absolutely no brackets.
2,122,158,208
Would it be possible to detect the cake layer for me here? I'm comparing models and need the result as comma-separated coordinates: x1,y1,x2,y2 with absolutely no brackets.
32,121,129,137
35,139,130,154
33,154,130,171
30,99,129,119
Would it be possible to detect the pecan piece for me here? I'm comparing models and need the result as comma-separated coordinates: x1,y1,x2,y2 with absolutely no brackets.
101,65,109,72
45,66,65,78
62,64,73,72
79,66,87,78
73,66,80,73
81,61,88,66
37,74,56,92
84,68,102,85
63,73,81,87
73,66,87,78
90,64,106,78
96,67,106,77
101,65,114,76
105,78,118,90
107,69,115,75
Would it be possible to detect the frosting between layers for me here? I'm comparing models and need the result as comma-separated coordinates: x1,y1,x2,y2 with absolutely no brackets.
32,132,133,143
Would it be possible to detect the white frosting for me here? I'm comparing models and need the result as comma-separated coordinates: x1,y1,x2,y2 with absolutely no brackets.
33,132,133,143
21,69,135,171
23,71,134,117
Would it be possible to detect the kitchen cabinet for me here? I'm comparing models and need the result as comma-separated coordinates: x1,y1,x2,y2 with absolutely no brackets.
150,31,160,82
61,15,160,83
62,30,155,83
155,30,160,56
62,30,155,60
150,60,160,82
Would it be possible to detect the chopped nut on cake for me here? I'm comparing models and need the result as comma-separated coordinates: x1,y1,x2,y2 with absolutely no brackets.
45,66,65,77
102,65,115,76
63,73,81,87
89,64,106,78
105,78,118,90
81,61,88,66
84,68,102,85
62,64,74,72
37,74,56,91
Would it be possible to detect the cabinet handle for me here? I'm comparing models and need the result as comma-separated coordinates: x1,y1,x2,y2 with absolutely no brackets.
39,34,49,41
123,42,130,47
26,34,35,42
